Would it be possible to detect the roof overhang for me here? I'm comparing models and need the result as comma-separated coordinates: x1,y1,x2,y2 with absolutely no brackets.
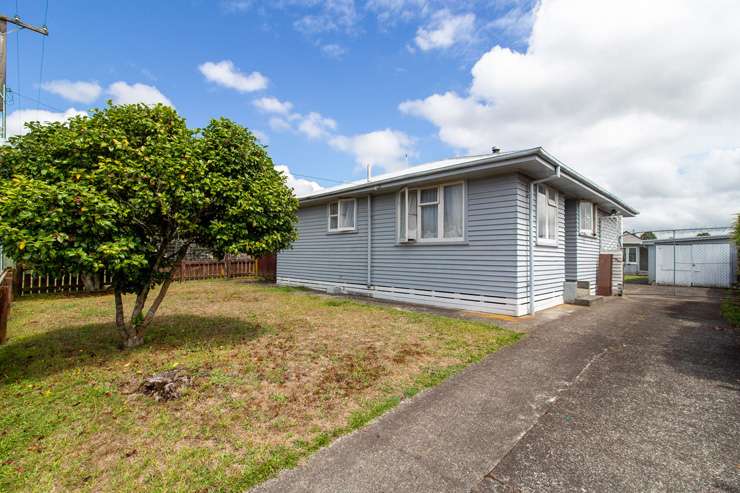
298,147,638,217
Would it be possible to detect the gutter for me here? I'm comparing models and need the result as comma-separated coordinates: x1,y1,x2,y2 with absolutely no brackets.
529,165,561,315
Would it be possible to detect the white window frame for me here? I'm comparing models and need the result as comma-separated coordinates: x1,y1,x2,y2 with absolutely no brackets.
579,200,598,237
625,246,638,264
327,198,357,232
537,185,559,246
398,181,465,243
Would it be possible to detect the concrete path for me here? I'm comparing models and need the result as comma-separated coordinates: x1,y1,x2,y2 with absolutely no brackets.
252,287,740,493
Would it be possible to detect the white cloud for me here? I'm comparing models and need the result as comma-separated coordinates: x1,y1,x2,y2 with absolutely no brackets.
400,0,740,230
297,112,337,139
6,108,87,137
107,82,173,106
253,96,294,115
198,60,268,93
40,80,102,104
293,0,358,35
414,10,475,51
329,129,414,172
269,116,293,132
321,43,347,59
366,0,429,24
251,129,269,144
267,109,337,140
275,164,323,196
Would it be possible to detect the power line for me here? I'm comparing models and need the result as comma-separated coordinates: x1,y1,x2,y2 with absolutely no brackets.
36,0,49,110
6,87,62,112
291,172,344,184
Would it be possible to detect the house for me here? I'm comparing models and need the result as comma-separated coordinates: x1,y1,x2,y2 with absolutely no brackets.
623,232,648,275
645,234,737,288
277,147,638,316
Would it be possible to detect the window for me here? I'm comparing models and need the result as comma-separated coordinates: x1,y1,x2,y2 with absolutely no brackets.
537,185,558,244
626,247,637,263
399,182,464,242
328,198,356,232
579,201,597,236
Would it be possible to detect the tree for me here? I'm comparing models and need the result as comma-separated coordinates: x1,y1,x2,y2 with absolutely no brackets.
0,103,298,347
733,214,740,243
639,231,657,240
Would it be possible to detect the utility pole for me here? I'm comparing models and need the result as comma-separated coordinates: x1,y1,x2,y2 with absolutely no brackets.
0,14,49,141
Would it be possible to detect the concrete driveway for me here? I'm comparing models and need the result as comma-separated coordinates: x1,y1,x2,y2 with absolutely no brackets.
253,286,740,493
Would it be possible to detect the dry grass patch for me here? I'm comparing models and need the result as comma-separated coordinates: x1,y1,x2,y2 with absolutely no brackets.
0,279,521,492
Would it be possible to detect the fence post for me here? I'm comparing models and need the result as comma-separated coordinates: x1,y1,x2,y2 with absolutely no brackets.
0,270,13,344
12,266,22,298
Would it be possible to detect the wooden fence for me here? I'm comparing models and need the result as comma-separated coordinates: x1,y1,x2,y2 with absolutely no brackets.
0,269,13,344
174,257,259,281
13,255,277,297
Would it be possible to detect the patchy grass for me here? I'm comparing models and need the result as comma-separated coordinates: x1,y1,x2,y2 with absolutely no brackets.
721,290,740,327
0,279,520,492
624,274,648,283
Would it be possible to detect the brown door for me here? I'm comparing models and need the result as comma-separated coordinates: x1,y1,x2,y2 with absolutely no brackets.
597,254,613,296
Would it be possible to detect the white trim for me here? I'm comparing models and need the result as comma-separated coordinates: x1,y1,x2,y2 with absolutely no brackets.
579,200,596,236
276,276,559,317
625,246,638,264
537,184,558,244
327,198,357,232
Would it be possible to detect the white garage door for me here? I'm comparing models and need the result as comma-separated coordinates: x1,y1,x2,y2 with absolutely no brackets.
656,243,732,287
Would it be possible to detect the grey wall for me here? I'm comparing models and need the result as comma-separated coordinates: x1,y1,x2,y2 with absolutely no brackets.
370,174,522,301
563,199,599,294
520,176,566,306
277,198,368,285
564,200,578,280
278,172,573,312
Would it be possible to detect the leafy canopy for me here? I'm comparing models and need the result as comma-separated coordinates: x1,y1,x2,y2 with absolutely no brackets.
0,103,298,295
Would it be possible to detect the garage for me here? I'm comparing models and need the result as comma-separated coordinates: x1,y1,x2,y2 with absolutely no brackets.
647,235,737,288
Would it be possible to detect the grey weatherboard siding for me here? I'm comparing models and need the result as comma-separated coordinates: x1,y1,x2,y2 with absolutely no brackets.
278,172,569,314
564,199,601,295
277,198,368,285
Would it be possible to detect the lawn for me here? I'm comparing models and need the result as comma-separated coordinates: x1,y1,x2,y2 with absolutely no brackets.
721,290,740,327
0,279,520,492
624,274,648,283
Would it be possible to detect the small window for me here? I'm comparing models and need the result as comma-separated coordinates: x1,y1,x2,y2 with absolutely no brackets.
626,247,637,263
579,201,597,236
399,182,464,242
328,198,356,232
537,185,558,244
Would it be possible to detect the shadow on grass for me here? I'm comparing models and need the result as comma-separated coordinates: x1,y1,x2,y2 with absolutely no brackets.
0,314,269,385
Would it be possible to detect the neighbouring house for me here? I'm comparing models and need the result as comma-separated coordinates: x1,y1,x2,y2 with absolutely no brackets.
277,147,638,316
623,232,648,275
646,234,737,288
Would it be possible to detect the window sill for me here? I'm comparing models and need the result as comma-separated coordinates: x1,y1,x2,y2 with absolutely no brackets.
327,229,358,235
536,238,558,247
579,232,598,239
396,240,468,247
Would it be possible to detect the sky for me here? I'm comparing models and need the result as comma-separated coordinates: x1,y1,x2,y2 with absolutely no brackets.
2,0,739,231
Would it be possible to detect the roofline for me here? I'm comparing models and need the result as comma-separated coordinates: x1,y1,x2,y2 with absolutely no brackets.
645,234,732,245
298,147,639,216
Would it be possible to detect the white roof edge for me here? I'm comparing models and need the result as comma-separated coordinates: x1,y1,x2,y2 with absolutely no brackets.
298,147,639,216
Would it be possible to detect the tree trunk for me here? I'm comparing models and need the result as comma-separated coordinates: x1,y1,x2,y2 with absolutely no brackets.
82,272,104,292
115,288,145,348
116,242,191,349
